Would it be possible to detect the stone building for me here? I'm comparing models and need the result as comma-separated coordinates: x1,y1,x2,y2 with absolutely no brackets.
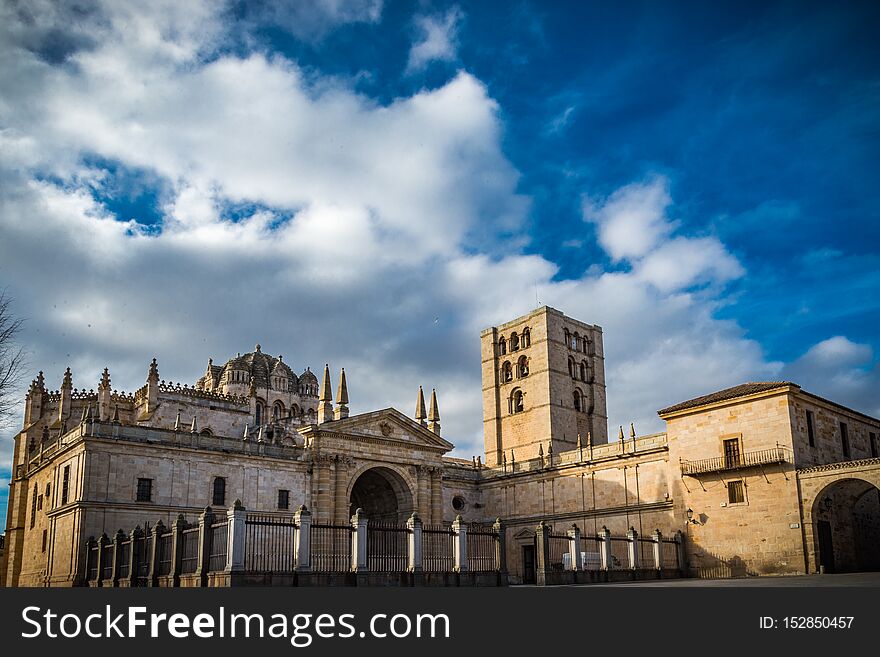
2,306,879,586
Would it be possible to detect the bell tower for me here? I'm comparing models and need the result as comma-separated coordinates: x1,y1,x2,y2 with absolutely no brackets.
481,306,608,466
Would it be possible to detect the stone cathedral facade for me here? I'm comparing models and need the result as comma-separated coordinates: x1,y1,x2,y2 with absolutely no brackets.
2,306,880,587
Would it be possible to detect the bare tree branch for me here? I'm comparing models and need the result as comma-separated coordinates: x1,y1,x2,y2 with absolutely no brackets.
0,289,26,429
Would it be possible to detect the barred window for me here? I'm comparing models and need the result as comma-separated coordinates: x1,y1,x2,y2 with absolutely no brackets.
212,477,226,507
728,480,745,504
278,489,290,510
136,478,153,502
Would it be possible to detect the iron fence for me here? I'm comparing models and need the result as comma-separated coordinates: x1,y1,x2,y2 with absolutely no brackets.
244,514,297,572
118,539,131,578
548,533,570,572
87,543,99,581
637,538,655,567
467,527,498,572
101,543,114,580
367,522,408,572
310,523,352,572
661,539,679,570
180,526,200,574
680,445,788,475
423,525,454,572
156,532,173,576
580,536,602,571
136,533,152,578
608,537,629,570
209,521,229,572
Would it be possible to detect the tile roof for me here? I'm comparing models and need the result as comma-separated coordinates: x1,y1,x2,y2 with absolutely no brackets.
658,382,796,415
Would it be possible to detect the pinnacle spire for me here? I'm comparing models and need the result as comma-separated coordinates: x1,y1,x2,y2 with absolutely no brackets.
428,388,440,421
630,422,636,439
618,425,624,441
148,358,158,381
415,386,427,422
336,368,349,405
100,367,111,390
62,367,72,389
319,364,332,402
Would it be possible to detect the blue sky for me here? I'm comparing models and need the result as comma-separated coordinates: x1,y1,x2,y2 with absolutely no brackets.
1,0,879,525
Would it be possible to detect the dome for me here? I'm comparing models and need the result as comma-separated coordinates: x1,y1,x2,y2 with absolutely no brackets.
221,345,297,389
300,367,318,384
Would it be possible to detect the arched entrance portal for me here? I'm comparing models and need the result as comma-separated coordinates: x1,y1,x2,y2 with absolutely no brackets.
811,477,880,573
349,467,414,523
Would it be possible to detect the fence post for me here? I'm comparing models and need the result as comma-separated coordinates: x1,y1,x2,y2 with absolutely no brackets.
148,520,163,587
171,513,186,587
652,529,662,571
351,508,368,573
567,524,583,571
535,521,550,586
294,505,312,572
111,529,125,587
452,515,468,573
674,529,685,573
77,536,94,587
493,518,507,574
196,506,213,587
226,500,246,576
598,526,612,572
96,532,109,588
627,527,639,570
406,511,423,574
127,527,140,587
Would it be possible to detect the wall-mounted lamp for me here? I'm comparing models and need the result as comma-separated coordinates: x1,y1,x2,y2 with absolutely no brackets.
686,507,699,524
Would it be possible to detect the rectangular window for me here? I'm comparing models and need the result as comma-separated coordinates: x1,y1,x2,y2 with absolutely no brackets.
840,422,850,459
723,438,741,468
728,480,745,504
45,483,51,508
212,477,226,507
806,410,815,447
61,465,70,505
41,529,47,553
136,478,153,502
278,489,290,510
37,494,43,511
870,432,878,459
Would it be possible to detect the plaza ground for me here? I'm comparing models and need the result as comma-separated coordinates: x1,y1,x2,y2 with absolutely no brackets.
577,572,880,587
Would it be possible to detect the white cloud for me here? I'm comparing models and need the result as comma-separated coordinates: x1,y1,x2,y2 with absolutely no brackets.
246,0,384,42
406,6,463,73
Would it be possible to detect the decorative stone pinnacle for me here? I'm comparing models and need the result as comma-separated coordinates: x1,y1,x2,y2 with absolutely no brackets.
428,388,440,422
336,367,349,406
415,386,427,421
319,364,332,402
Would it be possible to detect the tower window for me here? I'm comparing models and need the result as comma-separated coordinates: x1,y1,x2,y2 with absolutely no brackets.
273,402,284,421
522,328,531,348
840,422,850,459
579,362,586,381
517,355,529,378
806,410,815,447
212,477,226,507
568,357,575,378
498,337,507,355
573,391,581,412
31,483,37,529
502,361,513,382
511,390,524,414
510,332,519,351
136,478,153,502
255,401,264,425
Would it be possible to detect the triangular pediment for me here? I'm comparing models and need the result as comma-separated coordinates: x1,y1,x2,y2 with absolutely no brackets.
313,407,454,452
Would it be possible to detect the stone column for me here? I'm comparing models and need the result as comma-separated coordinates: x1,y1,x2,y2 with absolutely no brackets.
171,514,187,587
493,518,507,574
567,524,583,571
674,529,685,572
127,527,140,587
430,467,443,525
407,512,423,574
96,532,109,588
652,529,662,571
627,527,639,570
333,458,349,525
196,506,214,587
294,505,312,572
598,526,612,572
351,508,368,572
111,529,126,586
148,521,164,587
452,515,468,573
226,500,246,575
535,521,550,586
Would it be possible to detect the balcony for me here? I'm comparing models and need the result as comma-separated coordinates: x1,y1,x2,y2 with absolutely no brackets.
680,445,790,476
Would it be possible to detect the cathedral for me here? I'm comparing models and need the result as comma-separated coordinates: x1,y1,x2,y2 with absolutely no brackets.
2,305,880,586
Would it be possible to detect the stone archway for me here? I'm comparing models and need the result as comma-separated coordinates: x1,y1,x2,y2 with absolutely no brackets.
808,477,880,573
349,466,414,524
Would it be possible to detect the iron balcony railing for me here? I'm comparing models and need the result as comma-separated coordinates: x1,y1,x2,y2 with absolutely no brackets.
680,444,789,475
